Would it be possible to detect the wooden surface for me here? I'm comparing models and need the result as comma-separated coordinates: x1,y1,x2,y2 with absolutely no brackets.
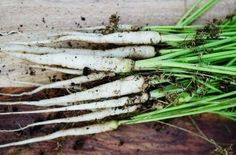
0,0,236,87
0,0,236,154
0,89,235,155
0,0,235,30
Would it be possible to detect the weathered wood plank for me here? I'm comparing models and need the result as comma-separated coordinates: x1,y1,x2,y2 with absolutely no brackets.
0,0,235,31
0,0,235,87
0,1,235,154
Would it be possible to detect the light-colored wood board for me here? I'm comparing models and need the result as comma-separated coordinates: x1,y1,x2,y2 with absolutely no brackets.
0,0,235,32
0,0,235,87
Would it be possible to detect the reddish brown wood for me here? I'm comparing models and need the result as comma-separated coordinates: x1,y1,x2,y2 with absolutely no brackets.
0,88,235,155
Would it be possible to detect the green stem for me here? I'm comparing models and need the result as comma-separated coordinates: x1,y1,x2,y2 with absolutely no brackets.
121,98,236,125
152,36,236,60
176,50,236,63
214,42,236,51
150,88,185,99
206,55,236,64
196,79,222,93
226,57,236,66
135,60,236,76
161,33,195,42
176,0,204,26
180,0,219,26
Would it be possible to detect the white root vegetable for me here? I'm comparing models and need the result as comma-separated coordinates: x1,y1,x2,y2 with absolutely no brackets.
116,24,141,31
4,52,134,73
0,75,147,106
0,72,114,96
54,31,161,45
0,121,119,148
0,51,65,87
0,106,138,132
5,80,43,87
11,31,161,45
31,65,84,75
0,31,55,44
1,44,156,59
49,24,140,34
0,94,148,115
0,31,18,36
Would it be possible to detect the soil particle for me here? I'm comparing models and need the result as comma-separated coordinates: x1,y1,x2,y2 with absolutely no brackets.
42,17,46,23
83,67,91,76
12,107,18,112
29,118,44,135
81,16,86,21
17,24,24,32
29,67,36,76
67,41,73,47
39,150,45,155
75,22,80,27
119,139,124,146
117,106,125,110
49,75,61,82
73,139,86,150
102,13,120,34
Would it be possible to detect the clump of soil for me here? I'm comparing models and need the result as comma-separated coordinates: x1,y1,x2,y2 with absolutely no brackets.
181,21,220,48
102,14,120,34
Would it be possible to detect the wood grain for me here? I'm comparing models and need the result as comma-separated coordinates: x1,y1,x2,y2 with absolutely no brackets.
0,0,236,154
0,0,235,31
0,92,235,155
0,0,235,87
